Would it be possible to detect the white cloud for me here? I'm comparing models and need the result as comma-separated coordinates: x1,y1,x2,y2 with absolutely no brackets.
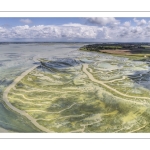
20,19,32,24
133,18,147,26
131,26,142,33
62,23,84,26
86,17,120,26
1,19,150,42
123,21,131,27
0,24,102,40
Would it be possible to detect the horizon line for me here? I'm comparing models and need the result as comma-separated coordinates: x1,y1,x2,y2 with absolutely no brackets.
0,42,150,43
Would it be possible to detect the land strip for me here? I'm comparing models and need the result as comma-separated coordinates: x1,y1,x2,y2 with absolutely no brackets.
2,65,53,133
82,64,150,102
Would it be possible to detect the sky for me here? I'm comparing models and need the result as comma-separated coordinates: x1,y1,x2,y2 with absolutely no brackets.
0,17,150,42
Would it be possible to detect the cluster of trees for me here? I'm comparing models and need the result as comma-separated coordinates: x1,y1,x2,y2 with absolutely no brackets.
80,43,149,52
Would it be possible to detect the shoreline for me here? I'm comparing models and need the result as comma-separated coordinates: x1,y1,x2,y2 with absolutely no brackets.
2,65,53,133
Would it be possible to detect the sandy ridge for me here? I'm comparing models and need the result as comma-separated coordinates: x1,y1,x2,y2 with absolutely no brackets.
82,64,150,101
2,65,53,133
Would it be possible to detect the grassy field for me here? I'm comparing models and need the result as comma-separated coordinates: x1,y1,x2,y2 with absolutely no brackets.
80,44,150,61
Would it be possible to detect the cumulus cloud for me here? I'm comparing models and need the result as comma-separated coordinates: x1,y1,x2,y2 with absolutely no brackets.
20,19,32,24
62,23,84,26
0,24,102,41
1,18,150,42
123,21,131,27
133,18,147,26
86,17,120,26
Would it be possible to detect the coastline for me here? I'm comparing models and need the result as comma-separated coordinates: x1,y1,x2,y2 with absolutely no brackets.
2,65,53,133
